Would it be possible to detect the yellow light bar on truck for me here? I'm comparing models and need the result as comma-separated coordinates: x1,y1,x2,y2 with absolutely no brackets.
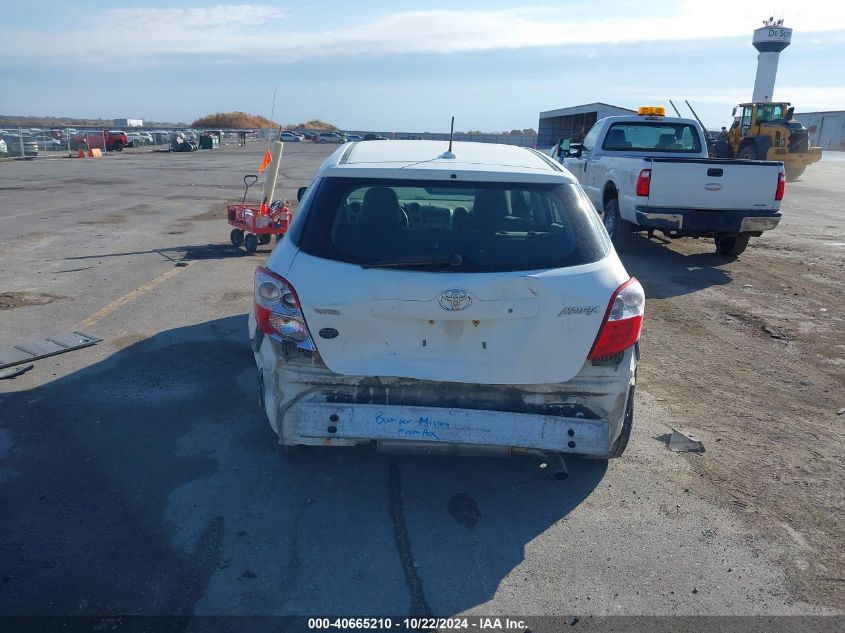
638,106,666,116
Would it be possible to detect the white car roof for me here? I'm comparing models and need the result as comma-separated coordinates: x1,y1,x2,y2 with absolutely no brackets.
321,140,574,183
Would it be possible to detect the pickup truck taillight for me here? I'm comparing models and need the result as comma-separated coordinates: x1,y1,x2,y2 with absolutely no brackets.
635,169,651,197
775,171,786,201
588,278,645,360
254,266,316,351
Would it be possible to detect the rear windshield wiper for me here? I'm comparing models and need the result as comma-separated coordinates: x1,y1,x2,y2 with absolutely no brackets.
361,252,463,269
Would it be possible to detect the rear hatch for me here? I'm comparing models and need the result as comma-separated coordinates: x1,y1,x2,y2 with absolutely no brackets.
646,158,780,211
281,175,627,385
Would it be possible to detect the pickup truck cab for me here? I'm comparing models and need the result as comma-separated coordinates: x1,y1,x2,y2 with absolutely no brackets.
552,107,785,256
70,130,129,152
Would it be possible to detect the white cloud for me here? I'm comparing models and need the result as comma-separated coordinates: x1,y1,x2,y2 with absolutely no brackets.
107,4,285,29
1,1,844,62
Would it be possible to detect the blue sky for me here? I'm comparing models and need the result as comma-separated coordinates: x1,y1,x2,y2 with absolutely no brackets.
1,1,844,131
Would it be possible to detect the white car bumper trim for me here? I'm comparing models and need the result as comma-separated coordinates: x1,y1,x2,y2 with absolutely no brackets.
296,401,610,455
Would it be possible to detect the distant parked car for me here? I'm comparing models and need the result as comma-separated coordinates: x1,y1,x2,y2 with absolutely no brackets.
70,130,128,152
34,135,63,151
315,131,346,144
126,133,147,148
280,131,303,142
2,134,39,158
362,133,388,141
345,134,362,142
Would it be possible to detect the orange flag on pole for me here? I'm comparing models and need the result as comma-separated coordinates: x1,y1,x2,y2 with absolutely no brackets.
258,148,272,173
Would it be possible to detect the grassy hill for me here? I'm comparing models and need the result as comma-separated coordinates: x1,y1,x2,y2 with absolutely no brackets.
191,112,278,129
190,112,338,131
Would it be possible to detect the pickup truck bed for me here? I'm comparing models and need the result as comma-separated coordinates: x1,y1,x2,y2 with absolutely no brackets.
558,112,785,256
633,157,782,235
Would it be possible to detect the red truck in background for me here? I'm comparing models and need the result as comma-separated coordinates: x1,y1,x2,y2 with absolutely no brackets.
69,130,129,152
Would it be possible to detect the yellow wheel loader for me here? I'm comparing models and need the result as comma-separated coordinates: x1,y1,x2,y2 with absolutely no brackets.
719,102,822,181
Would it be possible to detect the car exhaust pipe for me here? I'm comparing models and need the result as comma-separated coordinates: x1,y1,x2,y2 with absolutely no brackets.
515,449,569,481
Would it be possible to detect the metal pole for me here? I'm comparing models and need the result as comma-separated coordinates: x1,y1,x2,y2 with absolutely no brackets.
685,100,709,131
669,100,682,117
267,87,277,151
262,141,285,206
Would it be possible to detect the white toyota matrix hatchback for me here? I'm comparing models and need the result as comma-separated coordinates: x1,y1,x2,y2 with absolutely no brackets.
249,140,644,477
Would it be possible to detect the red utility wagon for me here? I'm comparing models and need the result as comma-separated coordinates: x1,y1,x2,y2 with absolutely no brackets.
227,175,292,253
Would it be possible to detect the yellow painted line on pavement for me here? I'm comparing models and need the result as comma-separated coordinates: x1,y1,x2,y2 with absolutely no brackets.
77,265,187,329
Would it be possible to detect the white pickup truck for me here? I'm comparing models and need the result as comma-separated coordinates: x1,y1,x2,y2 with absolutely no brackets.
551,108,785,256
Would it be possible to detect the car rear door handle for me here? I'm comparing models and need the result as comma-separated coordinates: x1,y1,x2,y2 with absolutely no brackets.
707,168,723,177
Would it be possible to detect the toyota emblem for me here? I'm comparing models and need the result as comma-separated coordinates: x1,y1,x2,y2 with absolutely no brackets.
438,289,472,311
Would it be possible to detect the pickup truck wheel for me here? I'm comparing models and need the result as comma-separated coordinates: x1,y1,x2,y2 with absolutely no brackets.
609,383,635,458
602,198,632,251
112,141,123,152
715,232,751,256
738,145,757,160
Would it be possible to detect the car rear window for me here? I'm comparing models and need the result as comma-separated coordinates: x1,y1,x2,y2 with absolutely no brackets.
298,177,609,272
602,122,701,152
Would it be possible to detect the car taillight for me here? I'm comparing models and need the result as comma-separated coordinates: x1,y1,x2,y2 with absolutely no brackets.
254,266,315,351
775,171,786,201
635,169,651,197
588,278,645,360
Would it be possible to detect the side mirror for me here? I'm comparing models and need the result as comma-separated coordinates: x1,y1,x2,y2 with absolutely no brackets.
785,106,794,120
297,186,307,202
732,107,737,117
567,143,583,158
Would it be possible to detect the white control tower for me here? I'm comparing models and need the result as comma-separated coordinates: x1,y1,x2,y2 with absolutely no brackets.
752,18,792,102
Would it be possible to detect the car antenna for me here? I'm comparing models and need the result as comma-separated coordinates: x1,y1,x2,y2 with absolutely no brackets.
668,100,682,117
440,116,456,159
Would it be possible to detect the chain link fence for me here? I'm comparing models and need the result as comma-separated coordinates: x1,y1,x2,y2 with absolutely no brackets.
0,126,279,160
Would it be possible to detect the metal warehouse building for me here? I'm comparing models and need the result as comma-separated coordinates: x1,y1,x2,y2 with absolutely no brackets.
793,111,845,150
537,102,635,149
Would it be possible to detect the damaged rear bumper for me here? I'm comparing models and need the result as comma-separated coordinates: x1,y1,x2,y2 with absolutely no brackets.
251,332,637,459
297,401,613,456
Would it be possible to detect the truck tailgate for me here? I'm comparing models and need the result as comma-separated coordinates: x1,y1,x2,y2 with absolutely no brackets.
646,159,781,211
